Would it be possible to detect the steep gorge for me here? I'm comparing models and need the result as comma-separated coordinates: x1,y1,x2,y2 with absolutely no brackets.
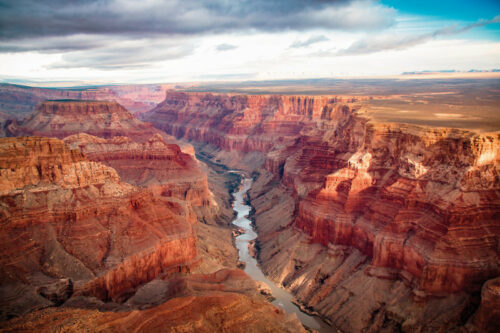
0,100,305,332
143,90,500,332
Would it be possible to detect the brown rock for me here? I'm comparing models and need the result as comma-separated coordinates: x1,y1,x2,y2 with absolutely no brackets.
0,292,305,333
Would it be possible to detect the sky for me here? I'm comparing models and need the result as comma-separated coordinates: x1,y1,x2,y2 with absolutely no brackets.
0,0,499,85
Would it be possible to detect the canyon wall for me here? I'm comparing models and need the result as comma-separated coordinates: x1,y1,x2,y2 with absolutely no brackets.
144,90,500,331
0,83,171,120
7,100,165,142
6,99,217,220
0,136,197,316
0,136,302,331
0,100,304,331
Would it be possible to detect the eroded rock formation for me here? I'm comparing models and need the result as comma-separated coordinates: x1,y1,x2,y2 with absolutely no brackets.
5,99,217,220
63,133,215,213
7,100,165,142
0,136,303,331
144,90,500,331
0,136,197,317
0,83,171,120
0,270,304,333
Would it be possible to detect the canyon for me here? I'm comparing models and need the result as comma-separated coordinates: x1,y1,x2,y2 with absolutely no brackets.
0,85,498,332
0,100,305,332
142,90,500,332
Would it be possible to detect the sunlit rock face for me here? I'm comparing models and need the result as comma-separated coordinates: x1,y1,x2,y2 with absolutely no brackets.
6,99,216,220
63,133,215,212
7,100,165,142
294,123,500,294
0,101,306,332
0,137,198,319
144,90,500,331
142,91,356,153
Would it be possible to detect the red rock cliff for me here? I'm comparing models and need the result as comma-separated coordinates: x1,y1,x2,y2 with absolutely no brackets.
144,90,500,331
63,133,215,209
0,137,198,318
8,100,165,142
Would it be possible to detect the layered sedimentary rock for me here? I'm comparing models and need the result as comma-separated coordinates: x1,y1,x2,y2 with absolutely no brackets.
0,83,171,120
0,130,303,330
63,133,214,211
144,90,500,331
0,136,197,318
7,100,165,142
4,99,218,218
142,91,359,153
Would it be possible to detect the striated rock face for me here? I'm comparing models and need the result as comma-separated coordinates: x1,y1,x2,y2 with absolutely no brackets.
4,99,215,215
0,82,171,120
142,90,356,153
144,90,500,331
63,133,214,210
294,123,500,295
0,137,198,318
8,100,166,142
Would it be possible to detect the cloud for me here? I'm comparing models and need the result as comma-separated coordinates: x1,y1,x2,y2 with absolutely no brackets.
337,15,500,56
0,35,109,53
216,43,238,51
49,40,195,70
290,35,329,48
0,0,395,44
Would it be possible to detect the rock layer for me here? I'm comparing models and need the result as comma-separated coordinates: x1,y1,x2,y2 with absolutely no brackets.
8,100,164,142
5,99,216,220
144,90,500,331
0,82,171,120
63,133,214,210
0,137,197,318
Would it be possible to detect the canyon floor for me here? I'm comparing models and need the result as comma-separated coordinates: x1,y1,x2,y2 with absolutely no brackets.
0,79,499,332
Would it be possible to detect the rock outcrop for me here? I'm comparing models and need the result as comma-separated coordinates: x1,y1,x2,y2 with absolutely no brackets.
7,100,165,142
0,270,305,333
0,128,304,330
0,136,197,318
144,90,500,331
5,99,217,220
0,83,171,120
63,133,214,212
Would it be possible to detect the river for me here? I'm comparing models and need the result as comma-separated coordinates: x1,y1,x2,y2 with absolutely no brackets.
231,176,335,333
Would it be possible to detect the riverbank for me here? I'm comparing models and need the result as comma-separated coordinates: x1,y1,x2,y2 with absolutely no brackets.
231,177,336,333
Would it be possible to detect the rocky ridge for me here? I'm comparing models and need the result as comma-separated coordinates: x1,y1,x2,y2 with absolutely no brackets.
0,83,171,120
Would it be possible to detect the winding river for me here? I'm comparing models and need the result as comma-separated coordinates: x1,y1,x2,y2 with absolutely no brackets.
231,176,335,333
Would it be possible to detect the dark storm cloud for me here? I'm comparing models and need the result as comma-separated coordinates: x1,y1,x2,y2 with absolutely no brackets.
50,41,195,70
0,35,108,53
0,0,395,43
337,15,500,55
290,35,329,48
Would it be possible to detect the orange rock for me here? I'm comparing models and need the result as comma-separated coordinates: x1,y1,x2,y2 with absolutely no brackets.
0,137,198,318
144,90,500,331
9,100,167,142
0,292,305,332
